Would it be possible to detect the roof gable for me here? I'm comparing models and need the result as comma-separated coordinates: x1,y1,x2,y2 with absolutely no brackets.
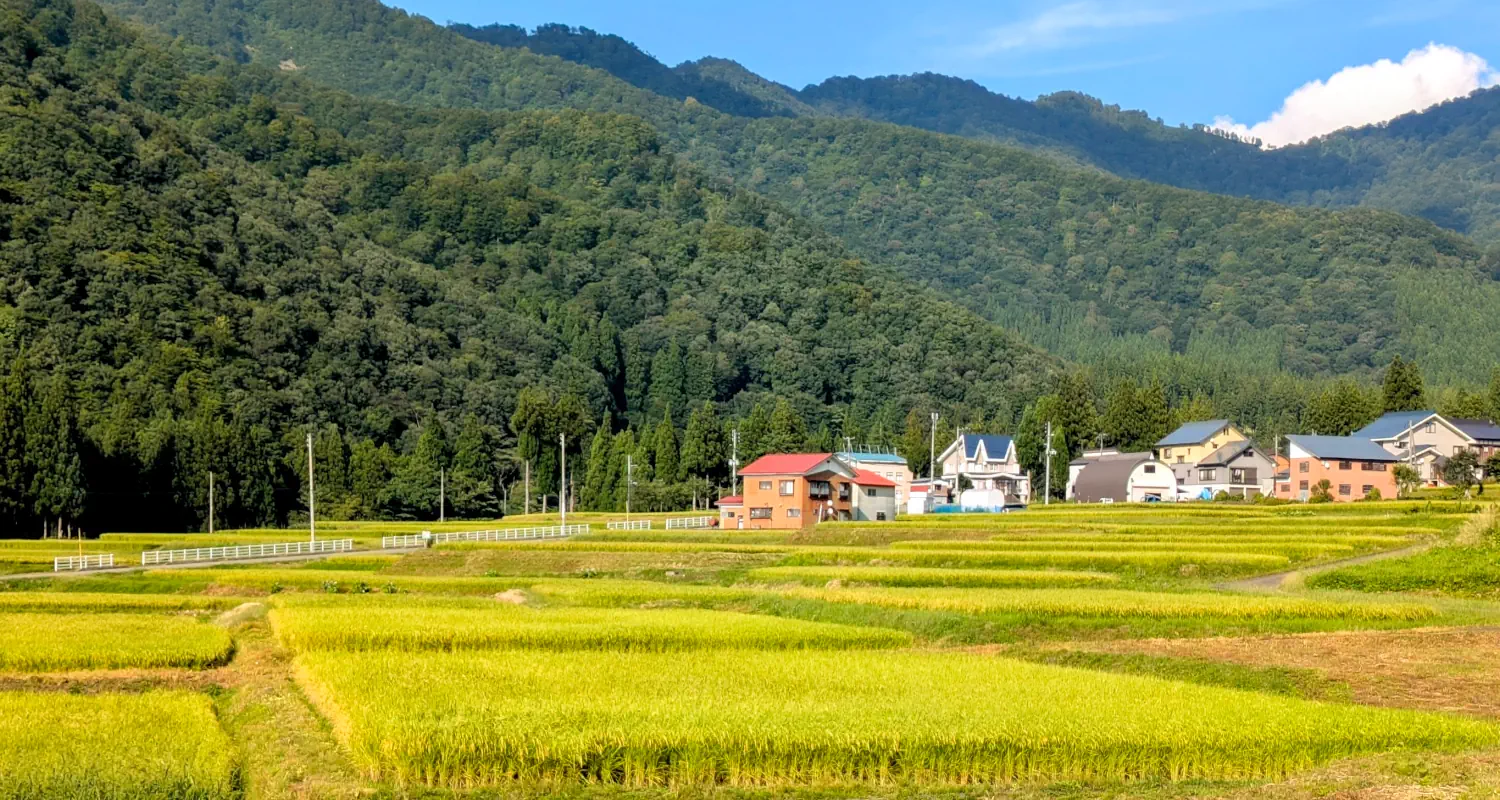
739,453,842,476
965,434,1014,461
1449,418,1500,442
851,469,896,487
1156,420,1231,447
1353,410,1440,440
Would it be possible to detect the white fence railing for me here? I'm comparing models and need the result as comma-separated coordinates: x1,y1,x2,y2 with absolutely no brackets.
140,539,353,566
54,554,115,572
665,516,713,530
382,524,587,549
606,519,653,530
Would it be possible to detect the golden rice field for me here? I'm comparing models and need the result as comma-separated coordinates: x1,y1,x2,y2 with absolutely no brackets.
142,567,538,595
271,601,910,652
746,565,1120,588
0,691,236,799
0,613,235,671
888,539,1355,558
783,546,1290,574
782,586,1438,621
508,579,759,607
0,592,243,613
296,649,1498,788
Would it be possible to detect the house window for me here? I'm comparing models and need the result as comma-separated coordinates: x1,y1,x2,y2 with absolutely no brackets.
1368,462,1387,472
1144,465,1156,474
876,512,887,521
1362,485,1373,495
1338,461,1352,470
786,508,800,518
758,481,772,491
1425,422,1436,434
1299,462,1309,473
1162,448,1172,458
749,508,771,519
779,481,795,496
865,488,877,497
1299,480,1309,491
1338,484,1351,496
1455,446,1465,456
1199,468,1217,482
1176,456,1185,464
724,511,736,518
1230,468,1246,484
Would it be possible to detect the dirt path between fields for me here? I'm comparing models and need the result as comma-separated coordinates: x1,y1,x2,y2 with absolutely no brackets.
1219,541,1435,591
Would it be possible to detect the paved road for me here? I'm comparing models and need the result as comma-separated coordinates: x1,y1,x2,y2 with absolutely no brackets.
3,546,424,582
1218,541,1434,592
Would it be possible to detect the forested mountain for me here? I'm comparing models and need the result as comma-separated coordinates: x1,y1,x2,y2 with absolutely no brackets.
0,0,1056,533
444,22,1500,245
92,0,1500,384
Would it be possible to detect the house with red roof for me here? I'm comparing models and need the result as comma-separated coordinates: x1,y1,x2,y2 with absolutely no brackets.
849,469,898,522
725,453,875,528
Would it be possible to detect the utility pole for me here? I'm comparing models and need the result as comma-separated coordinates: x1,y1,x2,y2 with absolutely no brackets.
306,432,316,544
439,468,446,523
559,433,567,528
524,460,530,515
626,455,635,522
1044,421,1054,506
843,436,853,455
729,428,740,496
208,471,215,536
929,411,939,509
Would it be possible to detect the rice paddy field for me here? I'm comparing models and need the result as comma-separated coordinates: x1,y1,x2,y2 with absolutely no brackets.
2,500,1499,799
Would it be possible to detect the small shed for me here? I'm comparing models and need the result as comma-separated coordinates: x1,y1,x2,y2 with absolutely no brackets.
1070,452,1175,504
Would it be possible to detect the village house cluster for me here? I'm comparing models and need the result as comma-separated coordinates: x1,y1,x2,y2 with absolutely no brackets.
717,411,1499,527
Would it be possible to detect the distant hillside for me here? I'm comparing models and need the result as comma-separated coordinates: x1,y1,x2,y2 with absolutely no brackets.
91,0,1500,386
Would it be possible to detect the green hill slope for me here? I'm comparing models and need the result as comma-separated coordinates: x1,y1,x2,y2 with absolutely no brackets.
0,0,1055,533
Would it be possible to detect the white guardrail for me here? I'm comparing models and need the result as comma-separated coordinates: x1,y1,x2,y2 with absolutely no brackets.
140,538,353,566
664,516,713,530
53,554,115,572
381,524,588,549
606,519,652,530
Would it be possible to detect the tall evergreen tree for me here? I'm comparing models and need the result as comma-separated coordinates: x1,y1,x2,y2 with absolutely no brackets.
450,414,499,518
1099,380,1144,452
1054,372,1098,458
1382,356,1428,413
739,400,772,463
0,358,31,533
386,419,450,519
1044,422,1070,500
765,398,809,453
25,377,85,531
684,350,715,404
581,422,613,511
648,341,686,418
899,408,931,479
622,336,649,420
610,428,639,510
1140,377,1172,451
679,401,725,482
651,412,680,483
511,386,557,497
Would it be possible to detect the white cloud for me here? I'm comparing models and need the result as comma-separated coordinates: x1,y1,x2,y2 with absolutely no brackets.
965,1,1184,56
1211,44,1500,147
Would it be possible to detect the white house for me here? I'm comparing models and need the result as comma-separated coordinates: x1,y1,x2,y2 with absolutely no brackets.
936,433,1031,508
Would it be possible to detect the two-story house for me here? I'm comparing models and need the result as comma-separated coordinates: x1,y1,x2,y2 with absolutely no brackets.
1354,411,1500,486
1274,435,1398,502
935,433,1031,508
1154,420,1273,498
836,448,913,508
729,453,859,529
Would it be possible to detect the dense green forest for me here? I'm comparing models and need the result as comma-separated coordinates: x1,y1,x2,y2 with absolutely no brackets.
5,0,1500,534
91,0,1500,384
0,0,1056,533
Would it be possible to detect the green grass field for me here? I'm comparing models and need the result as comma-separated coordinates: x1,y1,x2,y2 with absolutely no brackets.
0,613,235,671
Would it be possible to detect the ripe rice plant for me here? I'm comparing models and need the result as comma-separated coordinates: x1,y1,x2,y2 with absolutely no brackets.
0,613,235,671
747,565,1119,588
296,649,1498,788
271,602,910,652
0,592,243,613
0,691,236,799
781,586,1436,621
574,530,797,545
889,540,1355,558
783,547,1289,575
525,579,759,607
146,568,537,595
440,541,797,554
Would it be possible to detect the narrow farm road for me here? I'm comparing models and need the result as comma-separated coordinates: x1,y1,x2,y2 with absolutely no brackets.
1218,541,1435,592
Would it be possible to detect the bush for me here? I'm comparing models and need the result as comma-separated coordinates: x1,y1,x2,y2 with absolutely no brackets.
1363,487,1383,501
1308,480,1334,504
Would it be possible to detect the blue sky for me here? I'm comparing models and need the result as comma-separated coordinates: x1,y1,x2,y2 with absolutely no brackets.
390,0,1500,139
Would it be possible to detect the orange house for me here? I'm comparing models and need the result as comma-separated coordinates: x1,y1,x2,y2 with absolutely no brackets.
1275,435,1398,502
732,453,858,529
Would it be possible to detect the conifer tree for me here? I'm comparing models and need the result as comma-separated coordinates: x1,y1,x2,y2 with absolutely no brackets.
610,428,638,510
25,377,85,531
899,408,930,478
739,400,772,463
511,386,557,497
348,438,394,519
387,419,450,519
1054,372,1098,458
1046,422,1071,500
1140,377,1172,451
651,412,680,483
1382,356,1427,413
450,414,498,518
0,358,31,533
765,398,809,453
581,421,613,511
622,336,649,420
679,401,725,482
1099,379,1142,452
684,350,715,404
648,341,686,418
